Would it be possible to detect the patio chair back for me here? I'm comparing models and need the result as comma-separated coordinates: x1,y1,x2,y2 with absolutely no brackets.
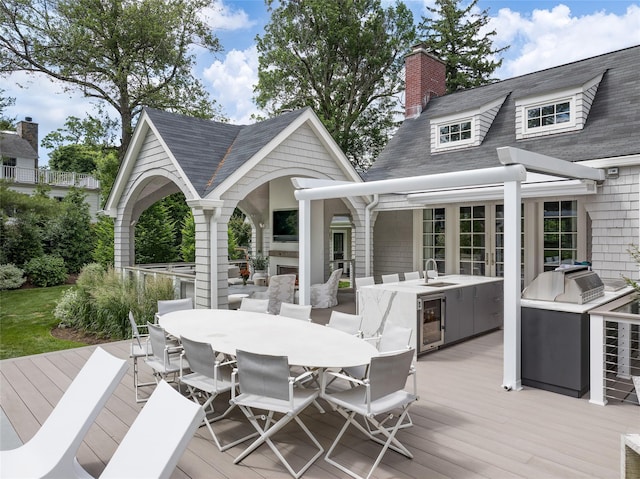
180,336,216,379
236,349,290,400
381,273,400,283
403,271,421,281
279,302,312,320
147,322,172,363
327,311,363,337
369,348,415,401
0,347,128,479
378,322,413,353
239,297,269,313
129,310,145,349
100,380,204,479
156,298,193,322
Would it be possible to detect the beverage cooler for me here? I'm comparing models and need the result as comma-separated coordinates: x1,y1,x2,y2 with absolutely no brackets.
417,294,445,354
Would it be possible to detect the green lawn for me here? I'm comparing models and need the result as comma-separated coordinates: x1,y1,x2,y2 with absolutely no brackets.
0,285,87,360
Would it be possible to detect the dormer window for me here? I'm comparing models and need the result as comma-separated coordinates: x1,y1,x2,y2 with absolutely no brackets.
516,73,603,140
438,120,473,145
430,95,507,153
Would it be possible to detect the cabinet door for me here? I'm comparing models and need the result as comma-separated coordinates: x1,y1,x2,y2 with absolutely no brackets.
444,286,474,344
473,282,503,334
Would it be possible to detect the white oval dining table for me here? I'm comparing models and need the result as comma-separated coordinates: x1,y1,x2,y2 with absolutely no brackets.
159,309,378,369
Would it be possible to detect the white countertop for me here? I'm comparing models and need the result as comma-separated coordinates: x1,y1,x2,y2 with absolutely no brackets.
361,275,503,294
520,287,634,313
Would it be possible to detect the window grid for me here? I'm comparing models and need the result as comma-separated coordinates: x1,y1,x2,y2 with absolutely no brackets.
423,208,446,274
438,120,472,144
459,206,485,276
543,200,577,271
526,101,571,130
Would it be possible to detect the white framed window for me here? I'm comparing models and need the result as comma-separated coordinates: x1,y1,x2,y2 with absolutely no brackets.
522,97,576,136
437,119,473,147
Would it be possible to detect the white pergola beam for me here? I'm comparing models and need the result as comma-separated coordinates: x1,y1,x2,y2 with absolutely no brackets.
497,147,605,181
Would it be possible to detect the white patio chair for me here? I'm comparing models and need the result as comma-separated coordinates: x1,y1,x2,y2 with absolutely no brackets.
0,347,128,479
239,297,269,313
309,268,343,308
252,274,296,314
321,348,418,479
327,311,363,337
179,336,257,451
230,349,324,478
128,311,155,403
145,322,185,386
279,302,312,321
99,380,204,479
403,271,421,281
154,297,193,323
381,273,400,284
343,322,413,380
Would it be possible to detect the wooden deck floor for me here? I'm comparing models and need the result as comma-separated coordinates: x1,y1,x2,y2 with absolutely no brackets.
2,311,639,478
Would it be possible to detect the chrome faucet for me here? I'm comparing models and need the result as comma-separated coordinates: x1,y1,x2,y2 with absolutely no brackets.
424,258,438,282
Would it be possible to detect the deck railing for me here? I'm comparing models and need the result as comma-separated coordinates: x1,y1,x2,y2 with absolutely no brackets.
0,166,100,189
590,299,640,406
123,263,196,300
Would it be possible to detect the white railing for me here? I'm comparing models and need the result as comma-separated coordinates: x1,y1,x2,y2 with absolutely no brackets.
0,166,100,189
123,263,196,300
590,295,640,406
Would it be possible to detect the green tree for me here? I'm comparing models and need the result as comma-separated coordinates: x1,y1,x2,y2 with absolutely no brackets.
0,0,224,159
44,188,95,273
255,0,416,168
47,144,102,174
229,208,251,248
0,88,15,130
135,202,177,264
181,212,195,262
419,0,508,93
92,215,115,268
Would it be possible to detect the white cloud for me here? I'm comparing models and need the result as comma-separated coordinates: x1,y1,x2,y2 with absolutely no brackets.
203,46,261,124
202,0,257,31
490,4,640,78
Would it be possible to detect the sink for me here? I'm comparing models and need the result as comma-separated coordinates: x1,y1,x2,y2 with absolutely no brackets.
422,281,458,288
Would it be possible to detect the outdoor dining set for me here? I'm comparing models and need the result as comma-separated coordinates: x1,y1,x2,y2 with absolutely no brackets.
1,290,419,479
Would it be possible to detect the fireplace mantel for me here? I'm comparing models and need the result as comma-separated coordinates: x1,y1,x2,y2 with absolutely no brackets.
269,250,298,258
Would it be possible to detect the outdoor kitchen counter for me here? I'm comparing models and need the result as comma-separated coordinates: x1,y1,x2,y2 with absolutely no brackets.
521,287,634,313
358,275,504,354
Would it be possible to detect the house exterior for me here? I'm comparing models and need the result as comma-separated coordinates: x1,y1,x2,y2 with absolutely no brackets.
104,107,367,309
107,45,639,313
0,118,102,217
363,44,640,287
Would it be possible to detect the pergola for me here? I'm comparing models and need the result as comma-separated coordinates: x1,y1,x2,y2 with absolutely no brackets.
294,146,605,391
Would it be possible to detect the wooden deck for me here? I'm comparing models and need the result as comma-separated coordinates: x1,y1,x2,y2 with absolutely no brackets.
2,303,639,478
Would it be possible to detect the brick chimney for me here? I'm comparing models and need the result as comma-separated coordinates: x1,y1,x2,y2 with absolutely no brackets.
16,117,38,159
404,44,446,119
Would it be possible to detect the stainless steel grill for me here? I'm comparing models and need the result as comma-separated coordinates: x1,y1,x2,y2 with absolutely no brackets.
522,265,604,304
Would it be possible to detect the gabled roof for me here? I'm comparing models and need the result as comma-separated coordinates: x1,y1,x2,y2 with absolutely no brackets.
0,131,38,160
144,107,309,196
366,45,640,181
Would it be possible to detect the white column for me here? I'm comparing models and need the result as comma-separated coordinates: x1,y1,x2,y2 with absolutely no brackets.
298,199,311,305
502,179,522,391
589,313,607,405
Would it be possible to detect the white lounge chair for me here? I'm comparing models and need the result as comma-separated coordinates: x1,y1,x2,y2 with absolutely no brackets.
99,380,204,479
0,347,128,479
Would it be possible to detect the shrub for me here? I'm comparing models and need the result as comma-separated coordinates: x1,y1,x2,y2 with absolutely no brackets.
0,264,26,290
76,263,106,290
53,288,92,329
24,255,67,287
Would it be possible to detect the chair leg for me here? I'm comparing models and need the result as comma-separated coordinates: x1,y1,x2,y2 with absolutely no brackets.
234,406,323,479
325,407,413,479
132,357,156,403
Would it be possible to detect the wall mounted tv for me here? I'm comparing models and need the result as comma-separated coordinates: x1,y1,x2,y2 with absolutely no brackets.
273,209,299,242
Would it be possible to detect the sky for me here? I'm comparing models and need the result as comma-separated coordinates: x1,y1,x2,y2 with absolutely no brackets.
3,0,640,165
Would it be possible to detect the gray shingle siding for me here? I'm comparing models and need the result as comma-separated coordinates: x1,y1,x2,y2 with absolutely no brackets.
366,46,640,182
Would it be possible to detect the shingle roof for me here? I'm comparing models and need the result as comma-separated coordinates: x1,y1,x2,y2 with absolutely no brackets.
144,107,309,197
365,45,640,181
0,131,38,160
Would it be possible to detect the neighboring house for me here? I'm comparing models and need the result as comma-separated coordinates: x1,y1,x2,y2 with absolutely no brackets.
107,44,639,310
364,44,640,287
0,118,101,218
